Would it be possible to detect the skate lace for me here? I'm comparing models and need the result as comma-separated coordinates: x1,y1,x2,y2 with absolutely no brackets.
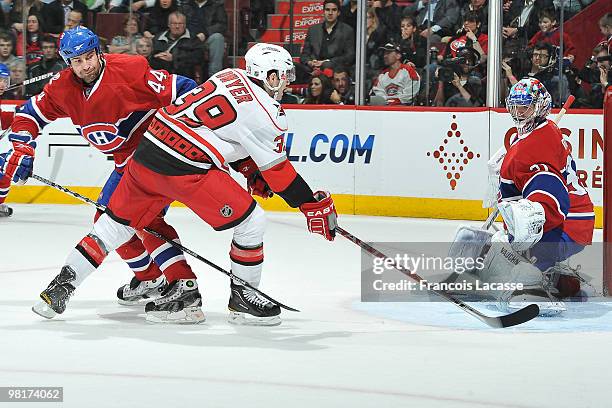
243,288,271,308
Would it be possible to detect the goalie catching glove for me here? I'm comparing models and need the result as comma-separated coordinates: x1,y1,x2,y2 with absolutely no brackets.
0,132,35,185
299,191,337,241
232,157,273,198
498,199,545,252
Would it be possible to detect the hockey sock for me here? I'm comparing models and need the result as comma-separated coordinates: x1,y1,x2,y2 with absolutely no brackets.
230,240,263,287
0,175,10,204
139,216,196,283
68,234,109,287
230,205,266,287
115,235,163,281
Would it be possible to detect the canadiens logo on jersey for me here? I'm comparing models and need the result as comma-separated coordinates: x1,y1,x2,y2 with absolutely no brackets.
80,123,127,153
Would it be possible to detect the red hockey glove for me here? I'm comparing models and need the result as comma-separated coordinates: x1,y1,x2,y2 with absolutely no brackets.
0,133,36,185
299,191,337,241
235,158,273,198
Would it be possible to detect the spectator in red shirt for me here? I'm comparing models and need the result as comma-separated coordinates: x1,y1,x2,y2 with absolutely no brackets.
528,8,576,63
444,11,487,63
15,13,45,66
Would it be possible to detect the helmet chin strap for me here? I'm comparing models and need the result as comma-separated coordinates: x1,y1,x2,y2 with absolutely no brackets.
264,78,287,101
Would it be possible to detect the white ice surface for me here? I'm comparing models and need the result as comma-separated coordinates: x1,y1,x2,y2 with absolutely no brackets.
0,204,610,408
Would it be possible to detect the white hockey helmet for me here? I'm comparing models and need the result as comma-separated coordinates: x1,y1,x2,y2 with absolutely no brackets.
245,43,296,93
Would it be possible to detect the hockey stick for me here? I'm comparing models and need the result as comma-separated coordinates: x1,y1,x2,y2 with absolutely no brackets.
29,173,300,313
26,149,63,204
554,95,575,124
5,72,55,92
482,208,499,230
336,226,539,328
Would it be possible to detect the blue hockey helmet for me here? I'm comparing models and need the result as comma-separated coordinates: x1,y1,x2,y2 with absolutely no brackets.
59,26,101,64
0,63,9,87
0,63,9,78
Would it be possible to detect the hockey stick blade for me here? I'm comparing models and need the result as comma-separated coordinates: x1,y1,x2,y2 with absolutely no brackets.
336,226,540,328
30,173,299,313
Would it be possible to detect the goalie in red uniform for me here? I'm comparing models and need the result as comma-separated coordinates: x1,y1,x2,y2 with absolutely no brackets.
32,43,337,326
456,78,595,316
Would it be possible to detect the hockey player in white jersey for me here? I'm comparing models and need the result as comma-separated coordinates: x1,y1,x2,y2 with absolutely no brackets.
33,43,337,325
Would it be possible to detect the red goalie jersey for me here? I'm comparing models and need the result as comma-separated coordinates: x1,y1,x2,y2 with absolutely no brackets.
11,54,194,171
499,120,594,245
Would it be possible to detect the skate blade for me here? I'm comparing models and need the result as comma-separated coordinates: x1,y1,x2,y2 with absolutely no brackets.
228,310,281,326
32,301,58,319
145,307,206,324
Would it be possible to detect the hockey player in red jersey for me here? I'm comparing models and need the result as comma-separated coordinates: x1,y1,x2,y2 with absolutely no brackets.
32,43,337,326
474,78,594,316
0,63,14,217
0,27,199,303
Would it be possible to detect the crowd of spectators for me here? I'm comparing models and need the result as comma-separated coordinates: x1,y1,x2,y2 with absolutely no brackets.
0,0,608,108
296,0,610,108
0,0,228,98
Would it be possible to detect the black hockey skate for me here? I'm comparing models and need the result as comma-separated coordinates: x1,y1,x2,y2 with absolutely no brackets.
117,276,167,305
0,204,13,217
32,266,77,319
228,281,281,326
144,279,205,324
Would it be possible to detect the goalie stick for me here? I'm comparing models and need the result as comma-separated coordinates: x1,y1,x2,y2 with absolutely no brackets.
29,173,300,313
336,226,539,328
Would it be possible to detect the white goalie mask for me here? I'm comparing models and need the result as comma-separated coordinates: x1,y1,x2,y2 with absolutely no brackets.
245,43,296,100
506,78,552,136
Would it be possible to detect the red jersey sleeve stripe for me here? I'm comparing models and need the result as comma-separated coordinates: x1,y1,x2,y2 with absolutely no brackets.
260,158,298,192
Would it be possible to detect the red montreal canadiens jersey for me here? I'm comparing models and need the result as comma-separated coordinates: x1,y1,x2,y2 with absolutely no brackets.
12,54,185,171
499,120,594,245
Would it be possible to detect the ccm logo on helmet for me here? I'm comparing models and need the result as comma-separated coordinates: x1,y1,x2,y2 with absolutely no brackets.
80,123,127,153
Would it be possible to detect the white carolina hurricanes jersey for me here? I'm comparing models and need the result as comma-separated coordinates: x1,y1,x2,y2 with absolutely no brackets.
136,68,289,176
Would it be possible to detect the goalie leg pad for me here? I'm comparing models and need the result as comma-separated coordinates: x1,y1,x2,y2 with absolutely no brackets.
480,231,566,316
448,225,494,270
